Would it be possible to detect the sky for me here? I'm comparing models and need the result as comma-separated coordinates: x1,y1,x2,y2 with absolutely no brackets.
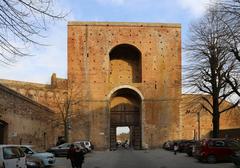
0,0,212,84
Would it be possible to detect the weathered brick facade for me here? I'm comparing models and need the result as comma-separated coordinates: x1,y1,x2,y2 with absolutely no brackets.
67,22,181,149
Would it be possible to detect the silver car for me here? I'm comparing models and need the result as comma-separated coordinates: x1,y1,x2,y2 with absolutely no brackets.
20,145,55,167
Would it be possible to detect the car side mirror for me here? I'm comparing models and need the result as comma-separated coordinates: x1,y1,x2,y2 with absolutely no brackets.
27,151,33,154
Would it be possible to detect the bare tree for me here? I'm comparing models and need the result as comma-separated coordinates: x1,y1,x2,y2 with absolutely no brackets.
185,7,239,138
217,0,240,96
54,85,81,143
0,0,65,65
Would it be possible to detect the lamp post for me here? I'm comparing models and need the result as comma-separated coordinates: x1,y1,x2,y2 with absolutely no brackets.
197,111,200,140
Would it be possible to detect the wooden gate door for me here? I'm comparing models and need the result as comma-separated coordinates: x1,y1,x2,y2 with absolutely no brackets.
110,126,116,150
132,126,141,149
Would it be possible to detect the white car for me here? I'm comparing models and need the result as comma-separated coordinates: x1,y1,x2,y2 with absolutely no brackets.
0,145,26,168
19,145,55,167
74,141,93,152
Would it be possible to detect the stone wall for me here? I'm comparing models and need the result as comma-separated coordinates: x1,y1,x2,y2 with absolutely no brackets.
0,84,55,149
0,74,67,112
180,94,240,140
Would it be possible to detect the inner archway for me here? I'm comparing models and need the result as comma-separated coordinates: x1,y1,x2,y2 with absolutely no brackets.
0,120,8,144
109,88,142,150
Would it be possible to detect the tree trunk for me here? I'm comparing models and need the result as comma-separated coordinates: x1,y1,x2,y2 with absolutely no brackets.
212,95,220,138
212,114,220,138
64,122,69,142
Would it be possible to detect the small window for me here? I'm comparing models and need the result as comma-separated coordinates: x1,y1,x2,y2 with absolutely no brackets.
214,141,225,147
20,147,33,154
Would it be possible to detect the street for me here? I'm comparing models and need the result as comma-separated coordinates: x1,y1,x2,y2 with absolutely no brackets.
53,149,235,168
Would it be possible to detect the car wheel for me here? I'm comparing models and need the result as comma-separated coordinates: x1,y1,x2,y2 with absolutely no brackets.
207,155,216,164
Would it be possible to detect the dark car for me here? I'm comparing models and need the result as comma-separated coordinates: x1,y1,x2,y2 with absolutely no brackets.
47,143,87,157
183,140,198,156
47,143,71,157
178,140,191,152
230,141,240,168
194,138,239,163
162,141,172,150
26,156,44,168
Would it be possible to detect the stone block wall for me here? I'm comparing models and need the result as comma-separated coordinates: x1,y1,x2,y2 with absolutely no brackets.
0,84,55,149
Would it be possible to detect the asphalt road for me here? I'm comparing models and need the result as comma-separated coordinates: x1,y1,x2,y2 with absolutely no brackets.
53,149,235,168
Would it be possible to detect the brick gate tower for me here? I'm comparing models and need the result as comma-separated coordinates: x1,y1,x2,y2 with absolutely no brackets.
67,22,181,150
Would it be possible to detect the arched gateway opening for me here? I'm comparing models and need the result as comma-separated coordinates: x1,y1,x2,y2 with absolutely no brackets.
109,88,142,150
0,120,8,144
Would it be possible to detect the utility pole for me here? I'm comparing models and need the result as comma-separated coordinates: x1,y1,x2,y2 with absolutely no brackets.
197,112,200,140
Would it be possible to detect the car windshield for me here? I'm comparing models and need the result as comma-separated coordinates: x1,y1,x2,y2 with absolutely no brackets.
58,143,70,148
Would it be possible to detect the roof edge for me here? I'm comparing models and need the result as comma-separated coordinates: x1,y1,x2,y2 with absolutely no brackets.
68,21,181,28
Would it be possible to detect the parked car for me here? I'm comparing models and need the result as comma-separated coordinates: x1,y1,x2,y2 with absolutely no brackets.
162,140,174,150
183,140,198,156
46,143,71,157
26,156,44,168
177,140,190,152
194,138,239,163
231,153,240,168
74,141,93,152
0,145,26,168
47,143,86,157
19,145,55,166
162,141,171,150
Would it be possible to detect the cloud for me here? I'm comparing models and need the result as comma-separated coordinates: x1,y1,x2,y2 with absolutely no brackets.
177,0,212,17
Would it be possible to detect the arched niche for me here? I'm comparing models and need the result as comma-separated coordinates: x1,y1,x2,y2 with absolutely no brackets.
109,44,142,83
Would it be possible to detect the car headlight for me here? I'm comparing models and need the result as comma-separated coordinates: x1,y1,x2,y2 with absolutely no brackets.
26,161,37,166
